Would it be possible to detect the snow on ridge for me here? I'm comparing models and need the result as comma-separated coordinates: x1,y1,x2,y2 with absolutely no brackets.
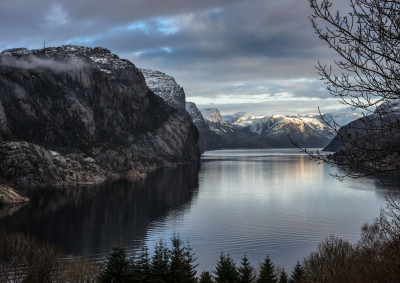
186,102,204,124
0,45,132,74
201,108,226,124
200,108,233,134
227,111,361,134
375,99,400,115
140,68,186,110
224,111,332,137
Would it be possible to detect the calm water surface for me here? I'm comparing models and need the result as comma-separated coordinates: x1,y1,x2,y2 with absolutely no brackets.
0,149,388,271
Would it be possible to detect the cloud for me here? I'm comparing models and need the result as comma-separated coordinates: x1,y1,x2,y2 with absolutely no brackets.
193,99,344,116
45,3,69,26
0,55,86,72
0,0,351,114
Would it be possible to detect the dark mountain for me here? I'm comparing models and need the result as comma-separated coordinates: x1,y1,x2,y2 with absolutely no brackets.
0,46,200,189
324,100,400,152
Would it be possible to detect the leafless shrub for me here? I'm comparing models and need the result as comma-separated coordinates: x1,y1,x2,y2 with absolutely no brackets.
302,236,356,282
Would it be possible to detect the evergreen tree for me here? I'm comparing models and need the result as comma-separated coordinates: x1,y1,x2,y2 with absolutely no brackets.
289,261,303,283
134,246,151,282
168,234,186,282
238,254,256,283
167,234,197,282
182,242,198,282
213,251,239,283
278,269,288,283
257,255,277,283
199,271,214,283
100,246,130,283
150,239,170,283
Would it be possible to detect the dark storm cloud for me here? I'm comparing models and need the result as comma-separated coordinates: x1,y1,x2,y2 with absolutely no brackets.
0,0,349,114
0,0,246,49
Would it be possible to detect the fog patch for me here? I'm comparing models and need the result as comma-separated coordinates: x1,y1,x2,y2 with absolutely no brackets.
0,55,87,72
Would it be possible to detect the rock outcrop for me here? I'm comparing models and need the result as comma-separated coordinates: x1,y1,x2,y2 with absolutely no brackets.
0,46,200,188
0,183,29,204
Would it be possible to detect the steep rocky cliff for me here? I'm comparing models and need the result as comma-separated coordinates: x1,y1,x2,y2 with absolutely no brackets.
185,103,220,150
140,69,186,110
140,68,219,151
0,46,200,189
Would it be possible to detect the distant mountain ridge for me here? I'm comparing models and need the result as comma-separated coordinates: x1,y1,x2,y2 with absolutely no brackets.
201,108,338,148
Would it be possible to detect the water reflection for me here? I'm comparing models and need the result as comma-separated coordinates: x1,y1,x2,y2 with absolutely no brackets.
0,164,200,258
0,149,388,272
145,149,387,271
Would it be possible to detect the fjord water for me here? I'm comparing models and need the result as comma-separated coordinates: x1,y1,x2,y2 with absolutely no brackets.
0,149,386,271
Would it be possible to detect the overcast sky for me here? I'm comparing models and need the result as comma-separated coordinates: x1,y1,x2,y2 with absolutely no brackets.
0,0,349,115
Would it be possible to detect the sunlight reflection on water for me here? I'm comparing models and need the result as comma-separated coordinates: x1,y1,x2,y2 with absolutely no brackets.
144,148,386,271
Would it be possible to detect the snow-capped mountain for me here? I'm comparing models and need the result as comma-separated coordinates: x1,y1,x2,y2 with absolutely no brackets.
229,111,362,133
197,110,335,148
203,108,363,148
200,108,233,135
229,112,331,138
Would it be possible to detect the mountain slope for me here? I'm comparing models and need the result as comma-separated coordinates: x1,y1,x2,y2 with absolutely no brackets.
324,101,400,152
140,68,219,150
323,100,400,178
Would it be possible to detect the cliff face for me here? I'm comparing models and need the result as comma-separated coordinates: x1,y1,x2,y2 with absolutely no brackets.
0,46,200,188
140,69,186,110
185,103,220,150
140,68,219,151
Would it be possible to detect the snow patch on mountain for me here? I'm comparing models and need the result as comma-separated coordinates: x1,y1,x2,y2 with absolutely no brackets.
200,108,233,134
201,108,226,123
375,99,400,115
0,45,132,74
186,102,204,124
228,112,330,137
140,69,186,110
